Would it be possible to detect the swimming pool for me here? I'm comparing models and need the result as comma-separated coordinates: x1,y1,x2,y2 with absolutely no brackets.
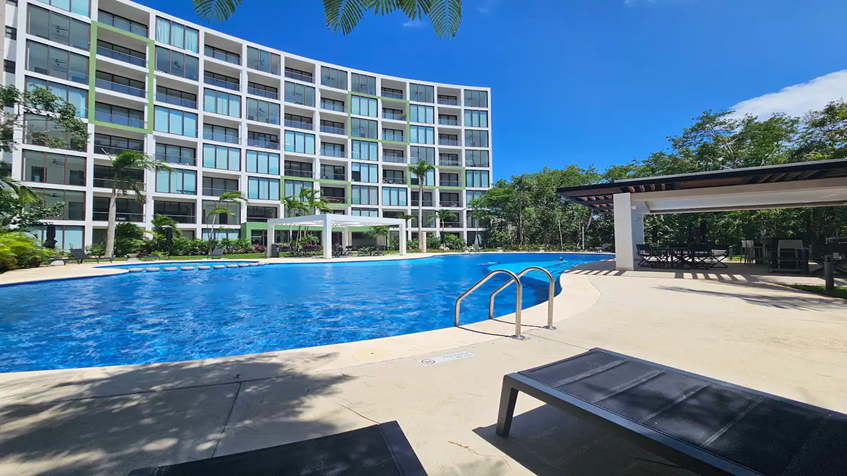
0,253,604,372
103,260,259,271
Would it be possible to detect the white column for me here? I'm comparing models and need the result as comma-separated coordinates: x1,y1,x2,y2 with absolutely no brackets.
341,229,350,248
266,221,276,258
399,223,407,255
613,193,645,271
322,215,332,259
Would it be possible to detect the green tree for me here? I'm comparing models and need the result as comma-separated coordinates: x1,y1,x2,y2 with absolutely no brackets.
281,195,309,243
365,225,391,249
408,160,436,246
205,191,245,253
101,151,170,259
299,187,332,215
0,85,89,153
193,0,462,39
0,176,64,230
398,213,416,240
430,209,457,242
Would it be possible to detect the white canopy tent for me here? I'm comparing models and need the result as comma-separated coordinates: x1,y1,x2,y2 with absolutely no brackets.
558,159,847,270
265,214,407,259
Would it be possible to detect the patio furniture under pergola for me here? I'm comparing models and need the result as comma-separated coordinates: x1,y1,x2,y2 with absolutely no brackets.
264,214,407,259
558,158,847,271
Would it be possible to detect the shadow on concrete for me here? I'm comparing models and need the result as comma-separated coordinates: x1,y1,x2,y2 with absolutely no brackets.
656,285,847,312
472,405,695,476
0,354,349,475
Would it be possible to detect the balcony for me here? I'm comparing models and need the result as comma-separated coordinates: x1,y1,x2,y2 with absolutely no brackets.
439,118,459,126
284,119,313,130
157,212,196,224
97,45,145,67
204,75,239,91
204,132,240,144
93,211,144,222
320,125,345,135
383,112,405,121
439,157,460,166
93,178,146,190
156,153,196,166
283,169,313,178
284,69,313,83
466,160,489,168
156,93,197,109
440,180,461,187
247,138,279,150
439,139,460,146
411,200,434,207
383,155,405,164
248,87,279,100
441,220,462,228
94,145,144,155
98,12,148,37
437,97,459,106
96,78,145,98
382,176,406,185
321,149,345,158
323,196,347,204
205,48,240,65
381,90,404,100
320,173,345,181
248,114,281,125
203,187,240,197
95,112,145,129
320,102,346,113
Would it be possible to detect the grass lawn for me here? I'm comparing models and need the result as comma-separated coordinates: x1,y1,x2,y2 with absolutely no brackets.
789,285,847,300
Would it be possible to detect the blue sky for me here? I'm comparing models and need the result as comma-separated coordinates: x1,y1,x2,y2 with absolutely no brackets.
138,0,847,181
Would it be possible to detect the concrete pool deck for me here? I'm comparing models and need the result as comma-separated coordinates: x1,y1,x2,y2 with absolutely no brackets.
0,255,845,475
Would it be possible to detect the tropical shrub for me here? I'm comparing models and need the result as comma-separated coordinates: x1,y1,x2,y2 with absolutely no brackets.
441,234,466,250
408,239,419,250
0,232,53,272
113,223,146,256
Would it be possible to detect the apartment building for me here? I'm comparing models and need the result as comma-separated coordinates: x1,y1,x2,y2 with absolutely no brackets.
1,0,492,249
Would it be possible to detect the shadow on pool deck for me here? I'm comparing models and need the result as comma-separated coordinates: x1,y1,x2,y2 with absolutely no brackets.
0,355,350,475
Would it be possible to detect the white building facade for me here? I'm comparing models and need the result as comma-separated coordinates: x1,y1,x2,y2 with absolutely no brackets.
1,0,492,249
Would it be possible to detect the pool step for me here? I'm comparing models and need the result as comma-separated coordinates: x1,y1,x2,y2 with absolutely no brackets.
125,262,265,273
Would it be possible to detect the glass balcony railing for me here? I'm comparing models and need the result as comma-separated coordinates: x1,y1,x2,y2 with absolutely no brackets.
439,158,460,166
320,125,345,135
247,114,281,125
411,200,434,207
284,70,313,83
320,173,346,181
155,93,197,109
247,138,280,150
156,153,196,166
93,211,144,222
439,119,459,126
441,220,462,228
284,119,313,130
93,145,144,155
439,139,460,146
321,149,345,158
323,196,347,204
204,132,240,144
97,46,146,67
440,180,461,187
465,161,490,168
156,213,196,224
203,187,240,197
205,48,240,65
320,102,346,113
437,97,459,106
204,76,240,91
95,112,145,128
381,90,404,100
383,155,406,163
98,14,148,37
284,169,313,178
93,178,146,190
248,87,279,100
382,177,406,185
96,78,145,98
383,112,405,121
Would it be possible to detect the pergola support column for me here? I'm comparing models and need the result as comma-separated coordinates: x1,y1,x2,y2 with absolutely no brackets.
266,222,276,258
613,193,644,271
322,215,332,259
399,223,407,255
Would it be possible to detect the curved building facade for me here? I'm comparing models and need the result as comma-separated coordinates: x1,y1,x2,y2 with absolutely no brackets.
2,0,492,249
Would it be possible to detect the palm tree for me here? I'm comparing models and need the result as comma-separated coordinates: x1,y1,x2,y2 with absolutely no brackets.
365,225,391,250
408,160,435,248
281,195,308,243
299,188,332,215
205,190,245,253
194,0,462,39
103,151,170,259
398,214,416,241
431,209,457,242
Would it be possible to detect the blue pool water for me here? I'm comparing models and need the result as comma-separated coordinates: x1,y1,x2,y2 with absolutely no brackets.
0,253,604,372
103,260,258,270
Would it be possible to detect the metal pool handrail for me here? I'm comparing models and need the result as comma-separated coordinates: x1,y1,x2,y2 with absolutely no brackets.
488,267,556,330
455,269,524,339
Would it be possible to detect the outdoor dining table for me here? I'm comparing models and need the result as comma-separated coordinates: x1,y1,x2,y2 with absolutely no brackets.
654,246,691,268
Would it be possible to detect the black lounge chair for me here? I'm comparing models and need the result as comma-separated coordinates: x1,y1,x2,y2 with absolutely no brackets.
128,421,426,476
636,244,667,268
209,248,224,259
496,348,847,476
69,248,97,264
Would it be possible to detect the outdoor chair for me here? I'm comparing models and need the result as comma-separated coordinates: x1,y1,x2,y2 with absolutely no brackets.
496,348,847,476
770,239,806,273
69,248,91,264
686,243,714,269
372,246,385,256
128,421,426,476
595,243,611,253
740,239,755,265
209,248,224,259
636,244,667,268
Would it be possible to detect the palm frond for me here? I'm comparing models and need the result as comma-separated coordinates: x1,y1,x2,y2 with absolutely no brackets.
324,0,369,35
194,0,242,22
426,0,462,39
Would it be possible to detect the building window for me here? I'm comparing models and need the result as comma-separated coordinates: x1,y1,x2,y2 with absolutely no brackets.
248,81,278,99
383,149,405,163
154,106,198,137
31,224,84,251
202,228,240,240
410,126,434,144
202,144,241,171
99,11,148,36
248,177,280,200
156,169,197,195
246,151,280,174
155,46,199,80
382,87,404,99
28,7,88,50
202,200,240,224
288,114,315,131
95,71,145,98
4,60,15,74
383,128,404,142
351,185,378,205
247,46,281,74
26,77,87,117
156,143,196,165
247,98,281,124
411,191,433,207
465,90,488,107
351,208,378,217
248,131,279,149
284,82,315,107
283,179,312,200
383,169,405,184
247,206,278,222
22,151,85,185
320,164,345,181
410,105,434,124
284,131,316,154
351,73,376,95
205,44,240,65
30,188,85,220
410,146,435,165
204,89,241,118
351,140,377,161
203,124,239,144
156,85,197,108
154,201,196,224
351,118,377,139
94,102,144,128
466,150,489,167
352,163,378,183
411,169,435,186
466,190,486,205
465,110,488,128
321,142,344,158
351,96,377,117
23,113,85,151
26,41,88,84
382,187,407,206
410,84,434,103
466,170,490,188
465,130,489,148
320,98,345,112
156,17,199,53
284,160,312,180
319,119,344,135
94,133,144,155
5,26,16,40
203,177,239,197
35,0,89,17
204,71,239,91
284,67,312,83
320,66,347,89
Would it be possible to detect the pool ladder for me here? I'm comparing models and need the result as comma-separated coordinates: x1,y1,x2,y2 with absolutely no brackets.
454,267,556,340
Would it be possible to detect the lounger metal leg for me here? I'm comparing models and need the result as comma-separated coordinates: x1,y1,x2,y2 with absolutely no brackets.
495,380,519,437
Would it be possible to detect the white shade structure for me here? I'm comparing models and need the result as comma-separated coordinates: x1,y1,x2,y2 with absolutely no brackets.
266,214,407,259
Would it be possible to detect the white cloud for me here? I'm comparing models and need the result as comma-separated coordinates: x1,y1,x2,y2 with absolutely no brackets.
477,0,499,14
729,70,847,119
402,19,423,27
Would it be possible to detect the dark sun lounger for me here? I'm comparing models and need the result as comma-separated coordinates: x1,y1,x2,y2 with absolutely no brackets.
496,348,847,476
128,421,426,476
